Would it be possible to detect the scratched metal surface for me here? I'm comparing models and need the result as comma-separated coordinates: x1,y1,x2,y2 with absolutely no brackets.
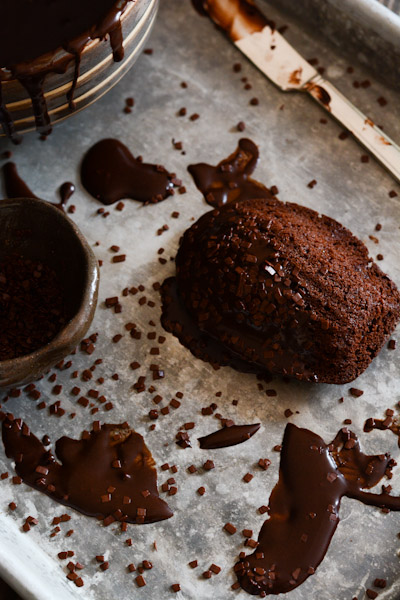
0,0,400,599
268,0,400,90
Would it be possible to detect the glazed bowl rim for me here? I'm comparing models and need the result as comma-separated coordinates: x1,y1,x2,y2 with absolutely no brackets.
0,196,99,372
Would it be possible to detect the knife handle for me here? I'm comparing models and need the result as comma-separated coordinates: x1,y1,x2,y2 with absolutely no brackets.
306,75,400,184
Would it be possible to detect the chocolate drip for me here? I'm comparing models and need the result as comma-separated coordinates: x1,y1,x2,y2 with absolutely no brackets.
188,138,272,208
109,21,125,62
2,163,75,212
2,416,173,525
19,74,52,136
2,162,38,199
198,423,260,449
0,1,133,140
66,54,82,111
81,138,176,205
235,424,399,596
56,181,76,211
364,415,400,447
0,82,21,144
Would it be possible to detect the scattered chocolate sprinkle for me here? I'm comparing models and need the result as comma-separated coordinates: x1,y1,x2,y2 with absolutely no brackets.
210,564,221,574
350,388,364,397
224,522,237,535
203,460,215,471
135,575,146,587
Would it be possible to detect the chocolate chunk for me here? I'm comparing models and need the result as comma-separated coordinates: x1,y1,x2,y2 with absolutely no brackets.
198,423,260,449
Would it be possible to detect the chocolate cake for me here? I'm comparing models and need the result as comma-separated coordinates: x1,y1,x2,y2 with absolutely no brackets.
161,197,400,384
0,0,133,140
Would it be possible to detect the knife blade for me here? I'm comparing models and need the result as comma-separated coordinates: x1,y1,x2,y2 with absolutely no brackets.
199,0,400,183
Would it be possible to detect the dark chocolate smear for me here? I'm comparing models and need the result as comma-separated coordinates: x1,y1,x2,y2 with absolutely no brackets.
2,162,38,199
191,0,273,42
305,82,331,109
199,423,260,449
2,416,173,525
235,424,400,596
188,138,272,207
81,138,176,206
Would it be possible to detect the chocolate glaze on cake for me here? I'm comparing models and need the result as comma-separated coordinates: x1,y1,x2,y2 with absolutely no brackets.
81,138,176,205
2,415,173,525
235,424,400,596
0,0,133,141
161,168,400,383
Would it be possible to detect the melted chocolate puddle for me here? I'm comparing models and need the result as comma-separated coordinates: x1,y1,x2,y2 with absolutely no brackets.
0,1,132,141
2,415,172,525
235,424,399,596
364,414,400,447
199,423,260,449
188,138,272,208
2,162,73,212
2,162,38,199
81,138,177,205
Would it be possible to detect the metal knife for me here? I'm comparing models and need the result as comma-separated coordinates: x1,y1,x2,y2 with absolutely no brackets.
199,0,400,183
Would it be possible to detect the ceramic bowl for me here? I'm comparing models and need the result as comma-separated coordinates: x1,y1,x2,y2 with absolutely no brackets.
0,198,99,388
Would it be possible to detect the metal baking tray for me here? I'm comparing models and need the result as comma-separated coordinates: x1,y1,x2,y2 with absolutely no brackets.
0,0,400,598
267,0,400,89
